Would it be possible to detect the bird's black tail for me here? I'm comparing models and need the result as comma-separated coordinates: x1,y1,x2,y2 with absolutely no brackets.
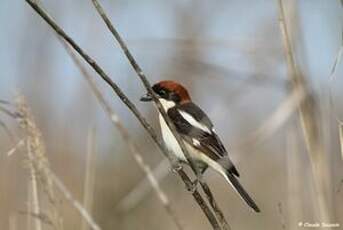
225,172,260,212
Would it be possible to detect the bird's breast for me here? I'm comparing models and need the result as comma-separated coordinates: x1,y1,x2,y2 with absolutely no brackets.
159,113,188,162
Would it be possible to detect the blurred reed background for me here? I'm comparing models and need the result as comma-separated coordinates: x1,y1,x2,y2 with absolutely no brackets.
0,0,342,229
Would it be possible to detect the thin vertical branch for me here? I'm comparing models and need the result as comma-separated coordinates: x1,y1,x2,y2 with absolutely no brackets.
9,214,17,230
328,19,343,160
27,181,32,230
277,0,331,226
24,1,221,229
26,138,43,230
81,126,97,230
329,29,343,79
48,167,101,230
339,122,343,160
286,126,302,230
116,159,170,212
90,1,230,229
16,96,63,230
14,96,100,230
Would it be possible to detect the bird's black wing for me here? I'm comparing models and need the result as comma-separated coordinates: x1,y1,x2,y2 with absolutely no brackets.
167,102,239,176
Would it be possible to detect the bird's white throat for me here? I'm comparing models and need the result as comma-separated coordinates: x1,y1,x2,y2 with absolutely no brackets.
159,98,176,111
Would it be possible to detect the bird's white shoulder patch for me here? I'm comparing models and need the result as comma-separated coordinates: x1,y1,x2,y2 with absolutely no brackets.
179,110,211,133
159,98,176,111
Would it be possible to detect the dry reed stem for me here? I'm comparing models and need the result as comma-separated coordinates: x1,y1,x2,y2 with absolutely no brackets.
27,181,32,230
81,126,97,230
24,1,221,229
15,96,63,230
286,126,303,230
339,123,343,160
9,214,17,230
47,167,101,230
329,29,342,79
26,138,43,230
278,0,331,226
58,37,184,230
90,1,229,229
15,96,102,230
328,24,343,160
116,159,170,212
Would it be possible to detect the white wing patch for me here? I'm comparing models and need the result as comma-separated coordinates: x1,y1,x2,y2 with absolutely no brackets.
159,98,176,110
179,110,211,133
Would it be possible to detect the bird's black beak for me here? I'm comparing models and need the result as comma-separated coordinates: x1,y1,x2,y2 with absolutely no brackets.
140,93,153,102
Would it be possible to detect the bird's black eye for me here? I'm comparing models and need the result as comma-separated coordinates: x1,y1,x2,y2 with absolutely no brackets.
159,89,167,96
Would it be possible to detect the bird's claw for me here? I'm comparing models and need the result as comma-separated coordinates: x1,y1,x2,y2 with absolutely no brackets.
186,179,199,193
171,162,182,173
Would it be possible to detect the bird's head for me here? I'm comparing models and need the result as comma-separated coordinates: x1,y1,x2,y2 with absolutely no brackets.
140,80,191,109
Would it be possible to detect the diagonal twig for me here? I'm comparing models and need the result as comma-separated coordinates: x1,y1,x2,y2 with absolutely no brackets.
58,37,184,230
90,1,231,229
24,1,221,229
81,126,97,230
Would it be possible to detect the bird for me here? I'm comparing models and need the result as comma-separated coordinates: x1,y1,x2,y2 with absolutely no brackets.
140,80,260,212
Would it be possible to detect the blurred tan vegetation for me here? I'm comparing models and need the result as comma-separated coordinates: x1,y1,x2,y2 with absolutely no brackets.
0,0,343,230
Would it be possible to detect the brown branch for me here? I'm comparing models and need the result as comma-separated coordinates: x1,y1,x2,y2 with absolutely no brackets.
277,0,331,225
58,37,184,230
24,1,221,229
90,1,230,229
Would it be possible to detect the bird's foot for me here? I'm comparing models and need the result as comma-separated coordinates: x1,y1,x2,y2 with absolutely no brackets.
186,174,203,193
186,179,199,193
171,161,182,173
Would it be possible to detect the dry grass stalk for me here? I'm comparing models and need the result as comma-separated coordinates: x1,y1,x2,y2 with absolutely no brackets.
81,126,97,230
286,126,302,230
14,96,101,230
46,167,101,230
15,96,63,230
27,183,32,230
329,29,342,79
116,159,170,212
9,214,17,230
277,0,331,226
26,137,42,230
329,26,343,160
339,122,343,160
